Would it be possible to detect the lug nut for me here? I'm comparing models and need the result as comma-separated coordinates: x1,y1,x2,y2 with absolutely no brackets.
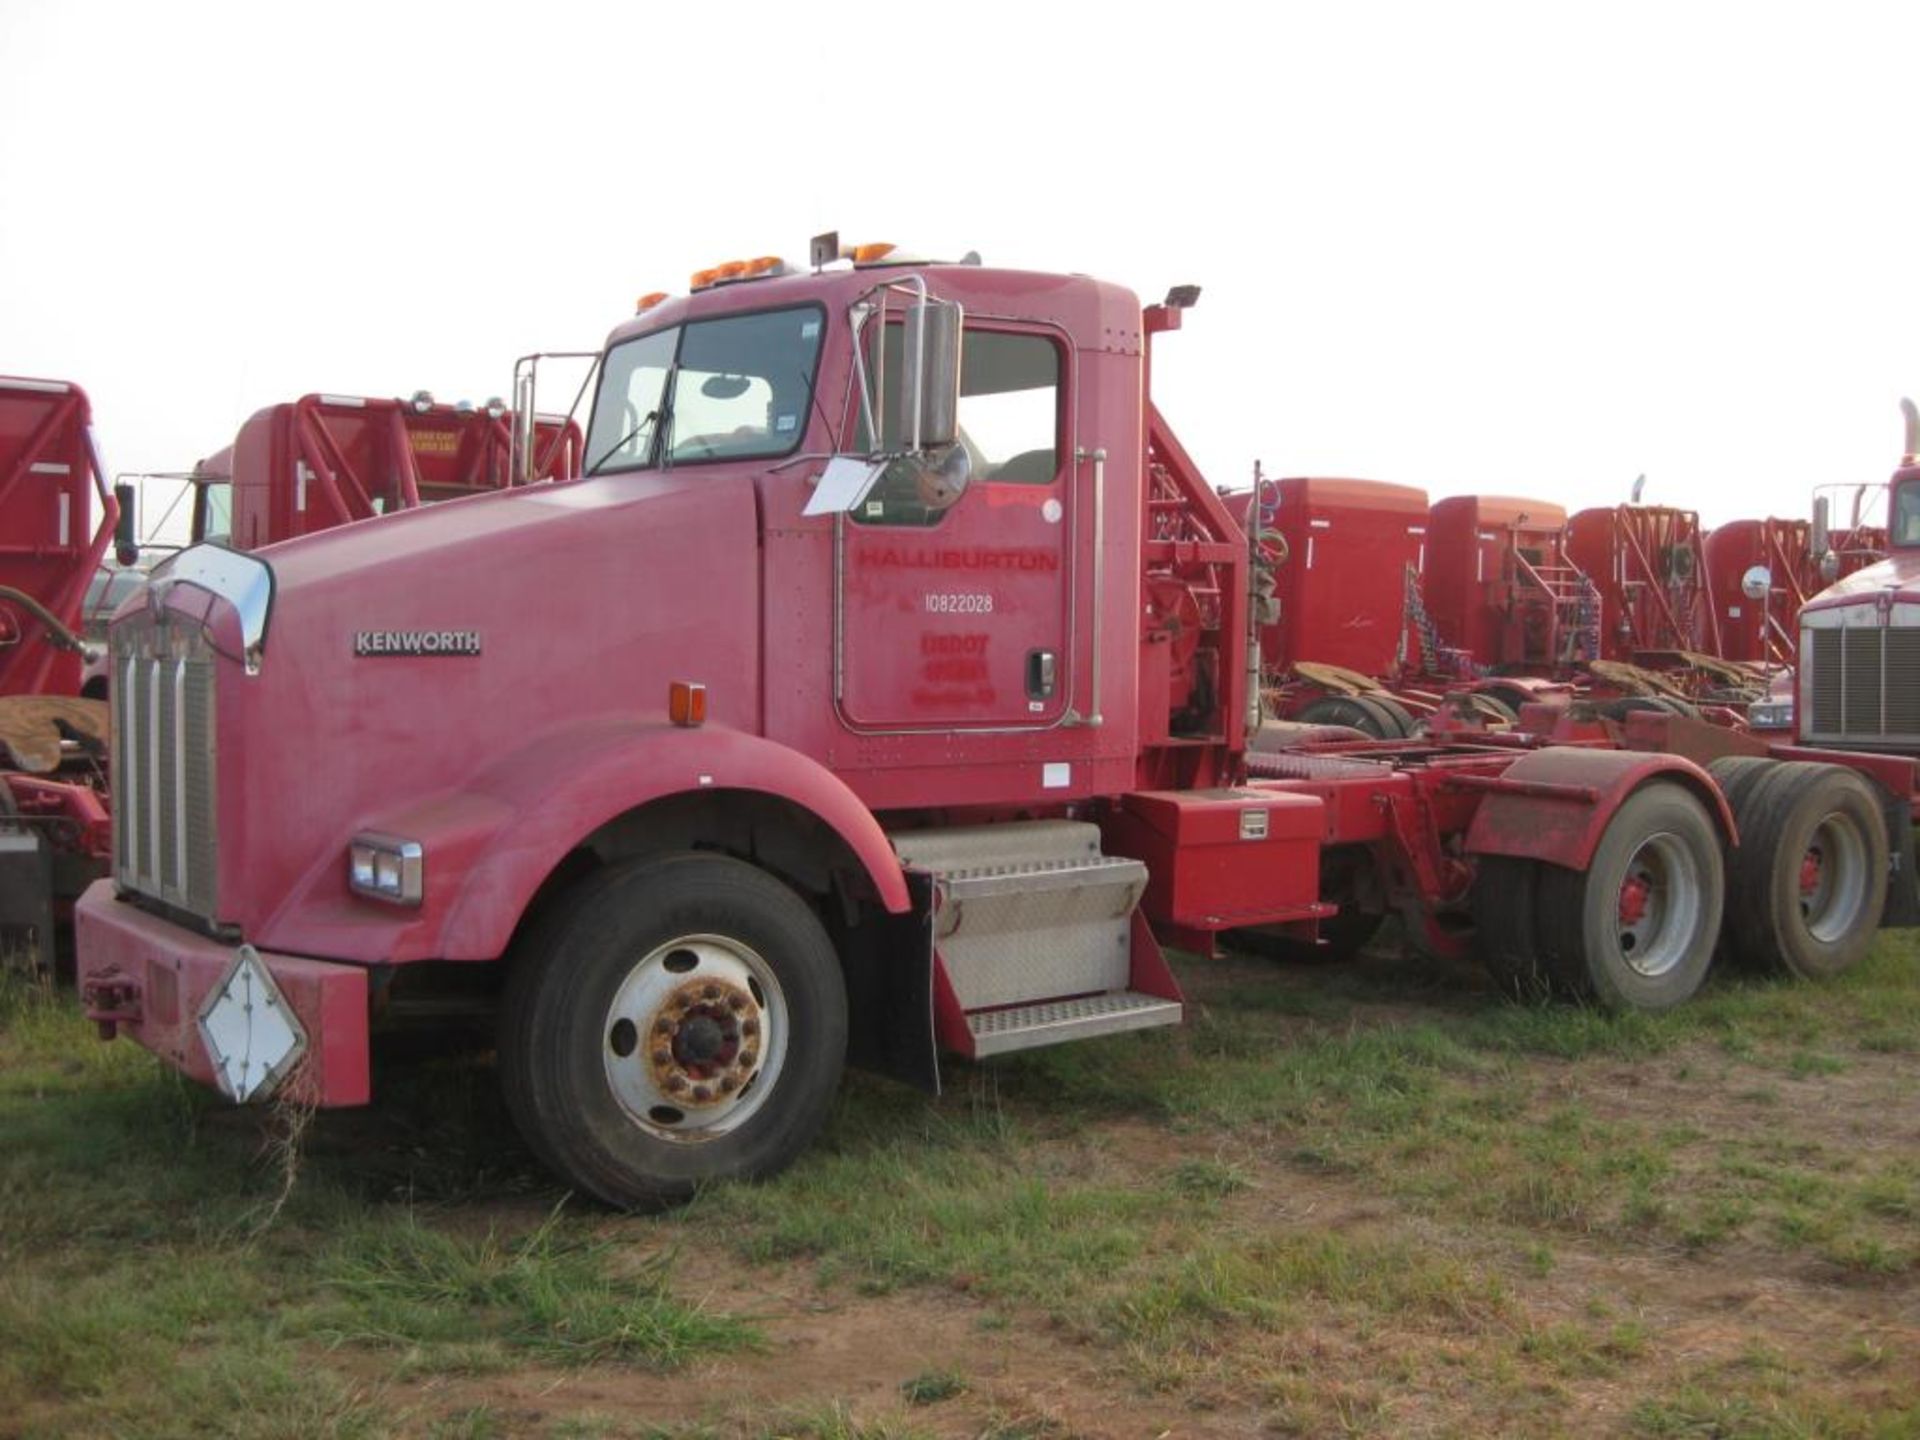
666,1075,689,1094
701,984,722,1001
741,1019,759,1037
655,1017,673,1035
691,1084,713,1102
652,1047,672,1066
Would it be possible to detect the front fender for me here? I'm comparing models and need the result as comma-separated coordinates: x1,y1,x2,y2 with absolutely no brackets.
1462,747,1736,871
260,719,909,963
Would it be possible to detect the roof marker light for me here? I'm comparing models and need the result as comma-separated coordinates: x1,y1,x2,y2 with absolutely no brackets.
849,242,896,264
636,291,668,313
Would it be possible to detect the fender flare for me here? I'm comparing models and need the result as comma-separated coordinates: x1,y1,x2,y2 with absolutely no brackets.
1462,747,1736,871
362,720,910,961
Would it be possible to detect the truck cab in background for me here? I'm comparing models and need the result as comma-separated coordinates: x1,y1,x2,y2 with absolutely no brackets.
1795,400,1920,755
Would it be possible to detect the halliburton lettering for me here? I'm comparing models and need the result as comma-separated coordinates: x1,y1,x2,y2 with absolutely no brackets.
866,545,1059,573
354,630,482,657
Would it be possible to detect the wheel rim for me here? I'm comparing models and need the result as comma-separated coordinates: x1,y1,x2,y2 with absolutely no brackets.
601,932,790,1143
1612,831,1703,978
1799,811,1870,944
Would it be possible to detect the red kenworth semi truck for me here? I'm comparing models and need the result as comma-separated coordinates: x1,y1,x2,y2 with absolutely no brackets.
76,240,1920,1207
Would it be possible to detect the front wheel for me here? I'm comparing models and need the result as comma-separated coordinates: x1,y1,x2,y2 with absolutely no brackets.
1534,781,1724,1012
499,854,848,1209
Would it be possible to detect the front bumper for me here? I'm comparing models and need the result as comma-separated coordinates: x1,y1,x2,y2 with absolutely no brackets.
75,880,371,1107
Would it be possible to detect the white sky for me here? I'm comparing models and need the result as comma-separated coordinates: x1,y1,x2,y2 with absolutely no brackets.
5,0,1917,536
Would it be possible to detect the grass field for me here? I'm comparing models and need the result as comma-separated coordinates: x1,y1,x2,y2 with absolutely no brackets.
3,932,1917,1438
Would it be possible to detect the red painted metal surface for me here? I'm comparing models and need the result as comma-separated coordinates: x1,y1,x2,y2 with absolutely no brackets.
1461,745,1734,868
1565,504,1715,661
222,395,581,550
1701,517,1819,666
76,880,370,1107
1099,786,1326,932
0,377,115,697
1422,495,1578,669
1266,477,1428,677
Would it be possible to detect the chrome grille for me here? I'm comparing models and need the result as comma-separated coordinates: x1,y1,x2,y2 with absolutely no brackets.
1805,624,1920,745
112,613,218,918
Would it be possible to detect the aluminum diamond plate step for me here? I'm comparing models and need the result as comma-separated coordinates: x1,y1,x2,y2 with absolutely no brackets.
968,991,1182,1057
892,819,1150,1013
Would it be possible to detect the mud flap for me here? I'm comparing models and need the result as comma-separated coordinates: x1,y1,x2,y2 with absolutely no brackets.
1880,791,1918,929
0,828,54,973
840,868,940,1094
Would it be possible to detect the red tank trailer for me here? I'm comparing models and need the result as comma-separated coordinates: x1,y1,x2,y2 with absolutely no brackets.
75,241,1920,1208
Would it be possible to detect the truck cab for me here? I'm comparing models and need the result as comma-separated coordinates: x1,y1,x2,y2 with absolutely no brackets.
76,243,1292,1206
1796,402,1920,753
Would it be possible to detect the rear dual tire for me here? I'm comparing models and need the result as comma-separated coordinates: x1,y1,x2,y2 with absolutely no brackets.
1296,693,1417,740
1474,781,1723,1012
1715,761,1887,980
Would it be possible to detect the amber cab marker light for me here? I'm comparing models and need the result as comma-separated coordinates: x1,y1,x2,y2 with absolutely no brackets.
849,242,896,264
669,681,707,727
635,291,668,313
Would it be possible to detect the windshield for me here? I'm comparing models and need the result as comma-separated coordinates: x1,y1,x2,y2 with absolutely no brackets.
586,304,825,473
1895,480,1920,548
193,478,232,545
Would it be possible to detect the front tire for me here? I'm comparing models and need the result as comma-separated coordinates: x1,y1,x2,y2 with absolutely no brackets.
499,854,848,1209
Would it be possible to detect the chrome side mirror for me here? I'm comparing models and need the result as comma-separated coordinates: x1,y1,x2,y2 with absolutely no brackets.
891,297,962,452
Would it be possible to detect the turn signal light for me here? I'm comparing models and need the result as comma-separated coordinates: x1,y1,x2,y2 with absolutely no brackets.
669,681,707,727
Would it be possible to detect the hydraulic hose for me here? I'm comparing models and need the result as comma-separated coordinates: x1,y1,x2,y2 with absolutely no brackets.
0,586,86,654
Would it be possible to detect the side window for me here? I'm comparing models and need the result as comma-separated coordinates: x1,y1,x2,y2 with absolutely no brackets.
957,332,1059,484
852,327,1063,526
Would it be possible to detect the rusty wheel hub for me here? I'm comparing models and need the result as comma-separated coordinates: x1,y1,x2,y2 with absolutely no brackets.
601,934,788,1142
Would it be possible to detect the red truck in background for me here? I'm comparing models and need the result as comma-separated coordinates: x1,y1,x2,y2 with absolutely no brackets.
0,376,125,969
129,391,582,553
75,239,1920,1208
1788,400,1920,764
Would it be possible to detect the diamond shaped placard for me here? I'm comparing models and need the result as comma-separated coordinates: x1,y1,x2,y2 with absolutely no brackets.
197,944,308,1103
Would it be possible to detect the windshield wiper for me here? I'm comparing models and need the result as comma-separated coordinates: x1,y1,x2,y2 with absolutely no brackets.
585,405,663,476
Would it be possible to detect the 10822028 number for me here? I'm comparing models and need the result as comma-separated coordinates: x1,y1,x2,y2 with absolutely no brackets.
924,593,994,614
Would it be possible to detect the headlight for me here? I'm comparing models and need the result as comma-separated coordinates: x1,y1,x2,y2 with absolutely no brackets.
1748,701,1793,729
348,833,424,905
